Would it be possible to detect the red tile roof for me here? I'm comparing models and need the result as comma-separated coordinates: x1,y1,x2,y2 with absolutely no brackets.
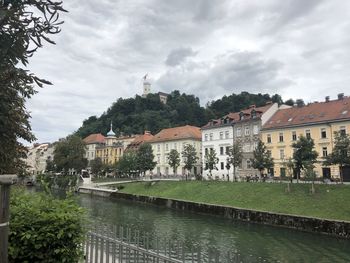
202,103,274,129
126,132,154,151
149,125,201,143
83,133,105,144
263,97,350,130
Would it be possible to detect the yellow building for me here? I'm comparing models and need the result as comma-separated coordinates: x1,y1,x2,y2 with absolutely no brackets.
261,94,350,181
95,124,137,165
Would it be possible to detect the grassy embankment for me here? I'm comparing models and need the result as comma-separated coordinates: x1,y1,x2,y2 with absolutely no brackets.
111,181,350,221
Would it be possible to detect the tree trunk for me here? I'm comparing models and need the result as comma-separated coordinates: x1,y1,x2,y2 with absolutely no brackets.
311,181,315,194
233,166,236,182
340,165,344,184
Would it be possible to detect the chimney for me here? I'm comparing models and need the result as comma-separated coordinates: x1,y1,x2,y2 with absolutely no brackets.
325,96,330,102
338,93,344,100
144,130,151,135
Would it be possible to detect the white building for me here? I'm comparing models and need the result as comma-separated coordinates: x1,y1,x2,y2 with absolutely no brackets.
201,102,280,180
25,143,55,176
149,125,202,177
83,133,105,162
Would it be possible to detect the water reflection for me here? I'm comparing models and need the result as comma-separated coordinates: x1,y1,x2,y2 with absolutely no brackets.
79,194,350,262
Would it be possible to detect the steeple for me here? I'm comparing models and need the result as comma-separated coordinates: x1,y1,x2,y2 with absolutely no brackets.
107,121,116,137
142,74,151,98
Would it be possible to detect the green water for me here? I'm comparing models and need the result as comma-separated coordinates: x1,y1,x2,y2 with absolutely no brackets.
79,194,350,262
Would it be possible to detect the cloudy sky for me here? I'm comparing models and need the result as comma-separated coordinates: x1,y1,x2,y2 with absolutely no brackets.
27,0,350,143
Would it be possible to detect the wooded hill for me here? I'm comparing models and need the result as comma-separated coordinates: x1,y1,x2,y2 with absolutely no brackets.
75,91,291,138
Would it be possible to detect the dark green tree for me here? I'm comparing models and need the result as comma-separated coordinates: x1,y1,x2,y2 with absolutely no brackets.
137,143,156,176
324,131,350,183
226,142,243,181
45,158,55,173
251,140,274,180
90,157,103,176
204,149,219,179
53,136,87,174
167,149,180,176
292,135,318,183
182,144,199,180
0,1,66,174
117,151,139,178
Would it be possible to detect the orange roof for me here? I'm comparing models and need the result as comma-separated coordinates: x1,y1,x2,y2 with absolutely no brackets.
263,96,350,130
149,125,201,143
83,133,105,144
202,103,274,129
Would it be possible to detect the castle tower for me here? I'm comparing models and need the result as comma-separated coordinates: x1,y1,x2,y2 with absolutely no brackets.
142,74,151,98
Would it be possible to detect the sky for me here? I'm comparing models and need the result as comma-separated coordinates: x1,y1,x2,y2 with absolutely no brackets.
27,0,350,143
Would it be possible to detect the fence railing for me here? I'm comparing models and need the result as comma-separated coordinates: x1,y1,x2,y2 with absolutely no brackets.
83,224,242,263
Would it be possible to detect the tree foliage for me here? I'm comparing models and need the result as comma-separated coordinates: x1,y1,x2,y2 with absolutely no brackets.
167,149,180,175
90,157,103,176
226,142,243,180
137,143,156,175
181,144,198,177
9,187,85,262
53,135,87,174
251,140,274,177
117,151,139,177
204,149,219,178
324,131,350,183
0,1,66,174
292,135,318,181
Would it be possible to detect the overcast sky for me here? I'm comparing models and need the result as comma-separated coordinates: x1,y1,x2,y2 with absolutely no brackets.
27,0,350,143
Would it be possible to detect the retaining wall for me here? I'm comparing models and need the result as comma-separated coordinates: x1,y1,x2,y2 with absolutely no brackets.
111,192,350,238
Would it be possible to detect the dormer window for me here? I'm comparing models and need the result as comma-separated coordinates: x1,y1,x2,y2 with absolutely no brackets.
251,109,256,118
239,112,244,120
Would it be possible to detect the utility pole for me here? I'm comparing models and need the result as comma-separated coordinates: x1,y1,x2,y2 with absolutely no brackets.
0,175,17,263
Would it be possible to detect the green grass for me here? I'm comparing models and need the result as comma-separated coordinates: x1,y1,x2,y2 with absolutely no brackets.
114,181,350,221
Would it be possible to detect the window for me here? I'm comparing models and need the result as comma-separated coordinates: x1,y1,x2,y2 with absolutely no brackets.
165,144,169,151
174,142,177,150
220,147,224,155
157,144,160,152
279,149,285,159
305,130,311,139
225,130,229,139
322,147,328,157
204,134,208,141
219,132,224,139
205,148,208,155
340,126,346,135
245,126,250,136
280,168,286,177
210,148,214,153
221,162,224,170
279,133,284,142
226,146,230,155
246,159,252,169
209,133,213,141
243,143,250,152
292,131,297,141
321,128,327,139
267,150,272,157
267,134,272,143
253,125,259,135
236,127,241,137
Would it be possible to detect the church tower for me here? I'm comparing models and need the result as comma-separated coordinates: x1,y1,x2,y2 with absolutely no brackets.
142,74,151,98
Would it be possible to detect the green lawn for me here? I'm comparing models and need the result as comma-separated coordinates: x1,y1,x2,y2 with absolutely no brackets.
114,181,350,221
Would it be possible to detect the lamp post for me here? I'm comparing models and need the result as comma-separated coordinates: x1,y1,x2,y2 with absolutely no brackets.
0,174,17,263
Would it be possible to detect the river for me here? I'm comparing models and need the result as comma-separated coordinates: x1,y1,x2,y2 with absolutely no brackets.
78,194,350,262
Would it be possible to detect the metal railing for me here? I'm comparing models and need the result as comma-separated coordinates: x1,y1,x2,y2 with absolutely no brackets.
83,225,242,263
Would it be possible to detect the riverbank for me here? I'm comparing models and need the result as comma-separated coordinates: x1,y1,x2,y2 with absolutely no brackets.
110,181,350,222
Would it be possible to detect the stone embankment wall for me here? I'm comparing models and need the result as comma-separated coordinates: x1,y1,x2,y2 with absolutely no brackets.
111,192,350,238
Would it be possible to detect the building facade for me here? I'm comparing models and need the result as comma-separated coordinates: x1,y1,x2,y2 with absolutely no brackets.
202,102,280,180
26,143,55,176
261,94,350,181
149,125,202,176
83,133,105,162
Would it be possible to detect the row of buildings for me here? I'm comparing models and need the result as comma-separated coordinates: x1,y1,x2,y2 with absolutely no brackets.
26,93,350,181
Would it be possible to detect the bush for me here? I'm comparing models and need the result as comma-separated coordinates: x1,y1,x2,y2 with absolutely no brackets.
9,187,86,262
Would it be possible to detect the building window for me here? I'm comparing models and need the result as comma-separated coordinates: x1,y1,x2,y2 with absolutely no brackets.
219,132,224,139
226,146,230,155
340,126,346,135
267,150,272,157
245,126,250,136
253,125,259,135
246,159,252,169
292,131,297,141
165,144,169,151
225,130,229,139
221,162,224,170
236,127,241,137
305,130,311,139
210,148,214,154
220,147,224,155
157,144,160,152
321,128,327,139
279,149,285,159
174,142,177,150
280,168,286,177
209,133,213,141
279,133,284,142
204,134,208,141
267,134,272,143
243,143,250,153
205,148,208,155
322,147,328,157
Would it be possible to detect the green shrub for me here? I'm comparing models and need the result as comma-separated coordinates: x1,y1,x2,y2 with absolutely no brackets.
9,187,86,263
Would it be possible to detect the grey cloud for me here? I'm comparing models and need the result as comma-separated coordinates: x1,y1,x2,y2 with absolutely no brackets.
165,47,197,66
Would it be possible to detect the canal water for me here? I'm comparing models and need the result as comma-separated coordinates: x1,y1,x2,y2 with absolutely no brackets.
79,194,350,263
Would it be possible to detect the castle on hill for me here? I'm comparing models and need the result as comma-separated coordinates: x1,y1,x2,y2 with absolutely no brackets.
142,74,169,104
